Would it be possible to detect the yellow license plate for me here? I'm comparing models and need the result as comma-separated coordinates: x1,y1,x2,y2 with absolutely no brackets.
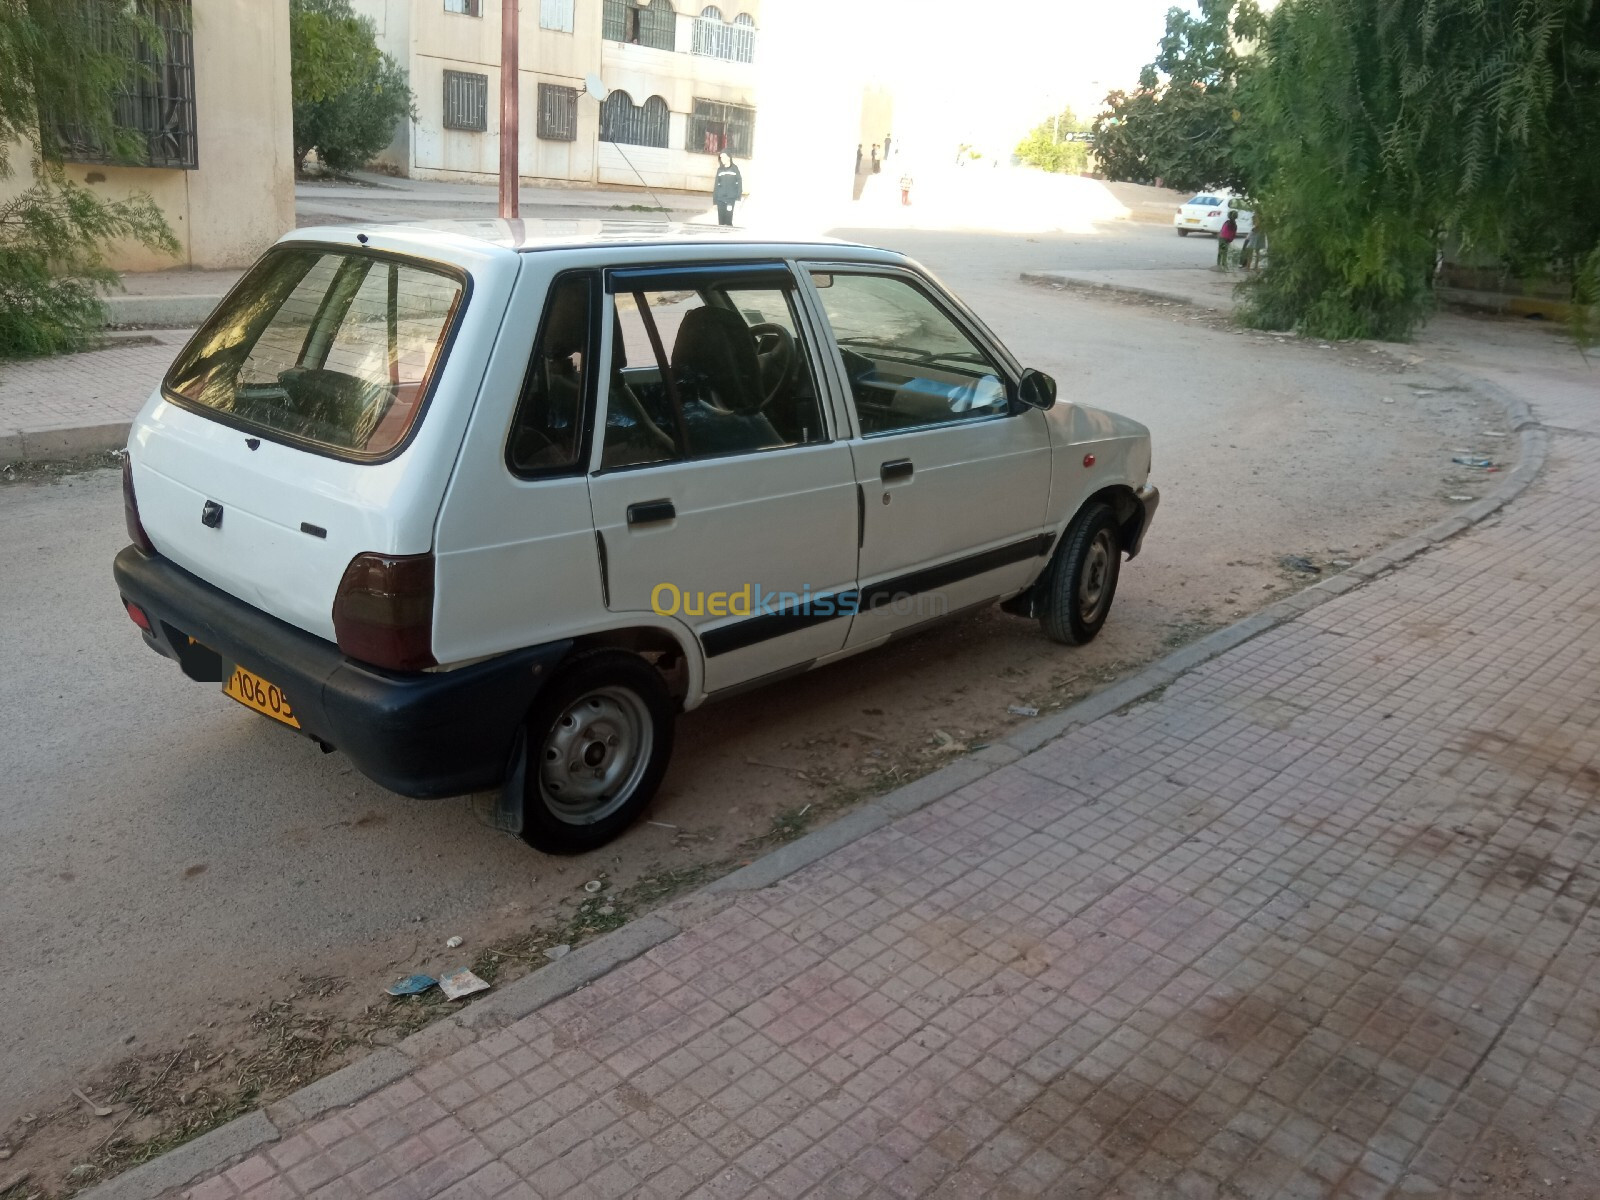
1186,218,1200,224
223,664,300,728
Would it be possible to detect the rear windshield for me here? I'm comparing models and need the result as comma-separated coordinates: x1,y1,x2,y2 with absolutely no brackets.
164,247,466,459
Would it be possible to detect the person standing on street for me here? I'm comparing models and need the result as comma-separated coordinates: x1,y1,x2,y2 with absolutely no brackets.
870,144,881,173
899,171,913,206
713,152,742,226
855,143,863,174
1217,210,1238,269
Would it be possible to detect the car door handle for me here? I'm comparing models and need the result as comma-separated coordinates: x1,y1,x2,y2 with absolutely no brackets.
626,499,676,526
881,458,914,482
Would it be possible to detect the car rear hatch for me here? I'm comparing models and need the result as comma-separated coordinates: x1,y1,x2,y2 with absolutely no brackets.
128,239,494,643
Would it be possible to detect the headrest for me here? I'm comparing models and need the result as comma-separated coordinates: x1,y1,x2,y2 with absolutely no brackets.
669,306,762,414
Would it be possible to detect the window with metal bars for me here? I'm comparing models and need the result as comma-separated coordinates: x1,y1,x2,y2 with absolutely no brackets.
692,7,755,63
443,70,489,132
599,91,670,148
601,0,677,50
443,0,482,15
56,0,198,170
688,99,754,157
537,84,578,141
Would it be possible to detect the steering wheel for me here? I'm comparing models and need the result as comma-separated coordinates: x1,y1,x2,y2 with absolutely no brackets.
749,322,796,411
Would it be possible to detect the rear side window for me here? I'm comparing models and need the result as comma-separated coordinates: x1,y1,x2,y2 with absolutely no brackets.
164,248,466,459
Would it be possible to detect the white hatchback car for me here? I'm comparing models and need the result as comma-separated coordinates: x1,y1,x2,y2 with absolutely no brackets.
115,222,1159,852
1175,193,1254,237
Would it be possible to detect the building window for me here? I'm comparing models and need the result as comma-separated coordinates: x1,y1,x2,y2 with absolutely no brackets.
57,0,198,171
443,70,489,132
537,84,578,141
688,98,754,157
600,91,670,148
539,0,575,32
443,0,482,15
692,7,755,63
602,0,676,50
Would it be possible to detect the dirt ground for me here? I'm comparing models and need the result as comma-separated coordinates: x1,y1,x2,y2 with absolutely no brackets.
0,278,1516,1195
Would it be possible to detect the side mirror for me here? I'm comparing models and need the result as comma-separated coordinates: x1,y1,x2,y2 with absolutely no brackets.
1017,368,1057,411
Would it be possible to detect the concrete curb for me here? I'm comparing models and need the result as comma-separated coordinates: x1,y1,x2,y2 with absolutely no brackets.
103,294,219,329
74,318,1550,1200
1,422,132,465
1020,269,1225,311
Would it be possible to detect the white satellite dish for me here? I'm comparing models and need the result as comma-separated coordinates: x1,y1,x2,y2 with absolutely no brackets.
584,74,609,103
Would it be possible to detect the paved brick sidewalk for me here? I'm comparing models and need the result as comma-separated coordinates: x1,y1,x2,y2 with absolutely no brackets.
150,342,1600,1200
0,333,187,453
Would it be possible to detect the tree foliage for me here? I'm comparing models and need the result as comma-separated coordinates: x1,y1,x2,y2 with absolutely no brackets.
1091,0,1261,193
291,0,413,174
1239,0,1600,340
0,1,179,359
1015,108,1091,175
1,168,178,357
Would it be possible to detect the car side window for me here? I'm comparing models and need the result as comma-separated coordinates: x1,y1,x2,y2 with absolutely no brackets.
600,275,828,470
507,273,594,475
809,271,1010,436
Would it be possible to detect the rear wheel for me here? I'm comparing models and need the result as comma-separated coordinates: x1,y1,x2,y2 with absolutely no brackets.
1038,502,1122,645
1177,228,1189,237
519,650,674,854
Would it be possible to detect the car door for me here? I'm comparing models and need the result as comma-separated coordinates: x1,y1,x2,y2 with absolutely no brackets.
586,262,860,696
801,264,1053,649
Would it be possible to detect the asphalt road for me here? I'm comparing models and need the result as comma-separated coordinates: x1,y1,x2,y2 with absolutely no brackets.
0,208,1504,1132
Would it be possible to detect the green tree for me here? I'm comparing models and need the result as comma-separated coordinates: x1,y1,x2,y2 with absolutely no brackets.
1239,0,1600,341
0,0,180,359
1091,0,1262,193
1015,107,1090,175
291,0,413,175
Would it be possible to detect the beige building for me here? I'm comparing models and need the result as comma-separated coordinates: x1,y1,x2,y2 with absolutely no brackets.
1,0,295,271
354,0,760,194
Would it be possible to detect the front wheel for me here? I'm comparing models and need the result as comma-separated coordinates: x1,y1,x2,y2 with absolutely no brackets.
1038,502,1122,645
519,650,674,854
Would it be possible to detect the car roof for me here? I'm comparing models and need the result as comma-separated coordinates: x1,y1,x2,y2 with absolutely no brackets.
279,219,906,269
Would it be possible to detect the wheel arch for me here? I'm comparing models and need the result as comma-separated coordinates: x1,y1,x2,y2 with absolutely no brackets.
567,621,702,707
1067,484,1145,561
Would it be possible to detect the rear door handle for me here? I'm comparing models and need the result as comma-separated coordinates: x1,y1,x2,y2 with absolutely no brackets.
881,458,913,482
627,499,676,526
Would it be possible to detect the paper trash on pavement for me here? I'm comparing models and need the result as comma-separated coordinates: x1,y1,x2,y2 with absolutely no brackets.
438,967,491,1000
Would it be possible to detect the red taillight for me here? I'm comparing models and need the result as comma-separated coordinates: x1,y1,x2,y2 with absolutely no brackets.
332,552,436,671
124,600,152,631
122,458,156,554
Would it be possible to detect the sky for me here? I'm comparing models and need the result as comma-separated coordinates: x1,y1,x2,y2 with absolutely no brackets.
860,0,1195,159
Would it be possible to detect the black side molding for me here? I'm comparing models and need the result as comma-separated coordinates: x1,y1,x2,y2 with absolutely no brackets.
859,533,1053,611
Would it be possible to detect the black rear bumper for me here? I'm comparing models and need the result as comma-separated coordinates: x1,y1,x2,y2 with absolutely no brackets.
113,547,571,799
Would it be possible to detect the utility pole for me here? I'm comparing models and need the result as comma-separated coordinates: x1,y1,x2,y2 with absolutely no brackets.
499,0,519,219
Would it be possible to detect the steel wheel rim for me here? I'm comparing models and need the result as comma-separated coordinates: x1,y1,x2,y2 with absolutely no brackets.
538,687,652,825
1077,530,1114,622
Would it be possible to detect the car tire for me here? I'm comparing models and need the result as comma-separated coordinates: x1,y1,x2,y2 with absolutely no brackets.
1177,228,1189,237
519,650,674,854
1037,502,1122,646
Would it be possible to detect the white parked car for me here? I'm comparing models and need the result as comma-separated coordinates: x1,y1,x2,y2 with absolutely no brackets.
1175,193,1254,237
115,222,1159,852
